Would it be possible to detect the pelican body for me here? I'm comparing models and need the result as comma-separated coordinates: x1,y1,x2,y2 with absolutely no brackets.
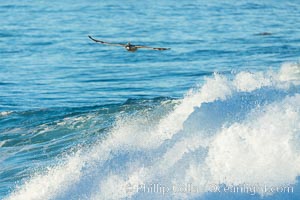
88,36,170,52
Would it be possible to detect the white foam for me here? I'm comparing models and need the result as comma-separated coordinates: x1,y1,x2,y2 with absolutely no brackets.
0,111,12,117
204,94,300,191
234,71,272,92
0,140,6,147
6,63,300,199
279,62,300,82
145,74,233,148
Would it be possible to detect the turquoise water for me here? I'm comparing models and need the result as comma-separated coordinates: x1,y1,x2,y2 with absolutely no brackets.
1,0,300,199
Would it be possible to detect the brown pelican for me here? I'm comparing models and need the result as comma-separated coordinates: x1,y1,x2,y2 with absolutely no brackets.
88,35,170,52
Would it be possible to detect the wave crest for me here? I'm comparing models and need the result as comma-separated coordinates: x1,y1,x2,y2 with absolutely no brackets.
6,63,300,200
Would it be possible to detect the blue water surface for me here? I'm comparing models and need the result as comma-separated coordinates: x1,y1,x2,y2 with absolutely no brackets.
0,0,300,199
1,0,299,110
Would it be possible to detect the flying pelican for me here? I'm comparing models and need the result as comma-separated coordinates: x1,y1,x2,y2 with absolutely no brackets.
88,35,170,52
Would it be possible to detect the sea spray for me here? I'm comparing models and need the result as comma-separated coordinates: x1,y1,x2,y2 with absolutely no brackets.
6,63,300,200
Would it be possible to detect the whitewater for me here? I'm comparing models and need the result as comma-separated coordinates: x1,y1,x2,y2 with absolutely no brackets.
4,63,300,200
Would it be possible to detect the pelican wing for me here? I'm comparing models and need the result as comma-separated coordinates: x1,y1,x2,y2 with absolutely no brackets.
135,45,171,51
88,36,126,46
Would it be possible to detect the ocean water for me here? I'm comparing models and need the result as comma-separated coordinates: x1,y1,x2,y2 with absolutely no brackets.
0,0,300,199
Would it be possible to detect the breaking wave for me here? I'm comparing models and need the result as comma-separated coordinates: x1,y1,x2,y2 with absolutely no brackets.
5,63,300,200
